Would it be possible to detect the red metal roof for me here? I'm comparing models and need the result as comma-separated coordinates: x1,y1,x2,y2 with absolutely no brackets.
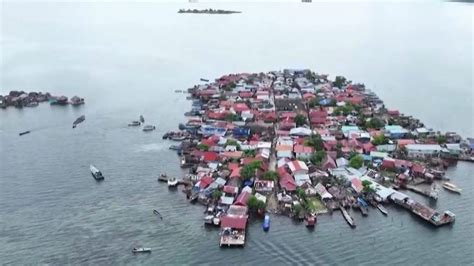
411,163,425,173
223,185,238,194
202,152,218,162
234,191,250,206
279,173,296,191
220,216,247,229
227,162,239,171
230,167,241,179
199,176,213,189
381,159,396,169
233,103,249,112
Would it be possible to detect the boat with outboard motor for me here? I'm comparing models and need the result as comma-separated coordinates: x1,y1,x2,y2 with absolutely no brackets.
90,165,104,181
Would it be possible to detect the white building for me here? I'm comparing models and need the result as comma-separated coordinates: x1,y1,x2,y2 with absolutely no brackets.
405,144,447,158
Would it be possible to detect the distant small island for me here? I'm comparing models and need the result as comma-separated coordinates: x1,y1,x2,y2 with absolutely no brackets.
178,9,241,15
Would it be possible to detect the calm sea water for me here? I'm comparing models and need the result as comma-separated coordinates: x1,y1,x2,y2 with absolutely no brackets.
1,1,473,265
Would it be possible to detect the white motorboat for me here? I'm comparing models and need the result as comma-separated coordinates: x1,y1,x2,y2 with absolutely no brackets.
167,177,178,187
132,247,151,253
90,165,104,181
442,182,461,194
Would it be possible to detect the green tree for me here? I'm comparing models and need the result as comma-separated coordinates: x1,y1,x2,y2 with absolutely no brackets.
197,143,209,151
223,81,236,91
365,118,385,129
294,114,307,127
333,76,347,88
304,134,324,151
310,150,327,166
225,113,240,122
225,139,241,150
261,171,278,181
308,97,321,108
304,200,316,213
349,155,364,169
296,187,306,199
247,195,266,211
436,135,446,144
247,195,258,209
239,160,261,179
212,190,223,200
243,150,256,157
362,180,376,193
292,203,303,217
256,200,266,211
372,134,388,146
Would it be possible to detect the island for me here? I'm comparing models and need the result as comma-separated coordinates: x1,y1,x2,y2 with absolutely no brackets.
178,9,241,15
0,90,84,108
159,69,472,247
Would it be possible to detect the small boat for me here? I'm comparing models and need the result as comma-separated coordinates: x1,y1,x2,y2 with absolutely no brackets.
442,182,462,194
167,177,178,187
72,115,85,128
174,89,182,93
153,210,163,219
200,78,209,82
142,125,156,132
304,214,317,227
132,248,151,254
139,115,145,123
169,144,181,150
171,135,186,141
19,130,31,136
357,198,369,216
26,101,39,107
157,174,168,182
128,121,141,126
90,165,104,181
70,96,85,105
262,215,270,231
189,193,199,203
377,204,388,215
340,207,356,228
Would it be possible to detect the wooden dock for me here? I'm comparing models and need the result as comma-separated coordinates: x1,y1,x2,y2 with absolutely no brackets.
406,185,438,200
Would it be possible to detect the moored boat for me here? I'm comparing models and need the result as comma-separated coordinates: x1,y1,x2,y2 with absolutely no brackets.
340,207,356,228
143,125,156,132
132,247,151,253
262,215,270,231
128,121,141,126
90,165,104,181
304,214,317,227
377,204,388,215
26,101,38,107
442,182,461,194
357,197,369,216
167,177,178,187
157,174,168,182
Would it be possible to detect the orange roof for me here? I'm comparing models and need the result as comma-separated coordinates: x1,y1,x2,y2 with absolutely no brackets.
276,145,293,152
221,151,243,159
